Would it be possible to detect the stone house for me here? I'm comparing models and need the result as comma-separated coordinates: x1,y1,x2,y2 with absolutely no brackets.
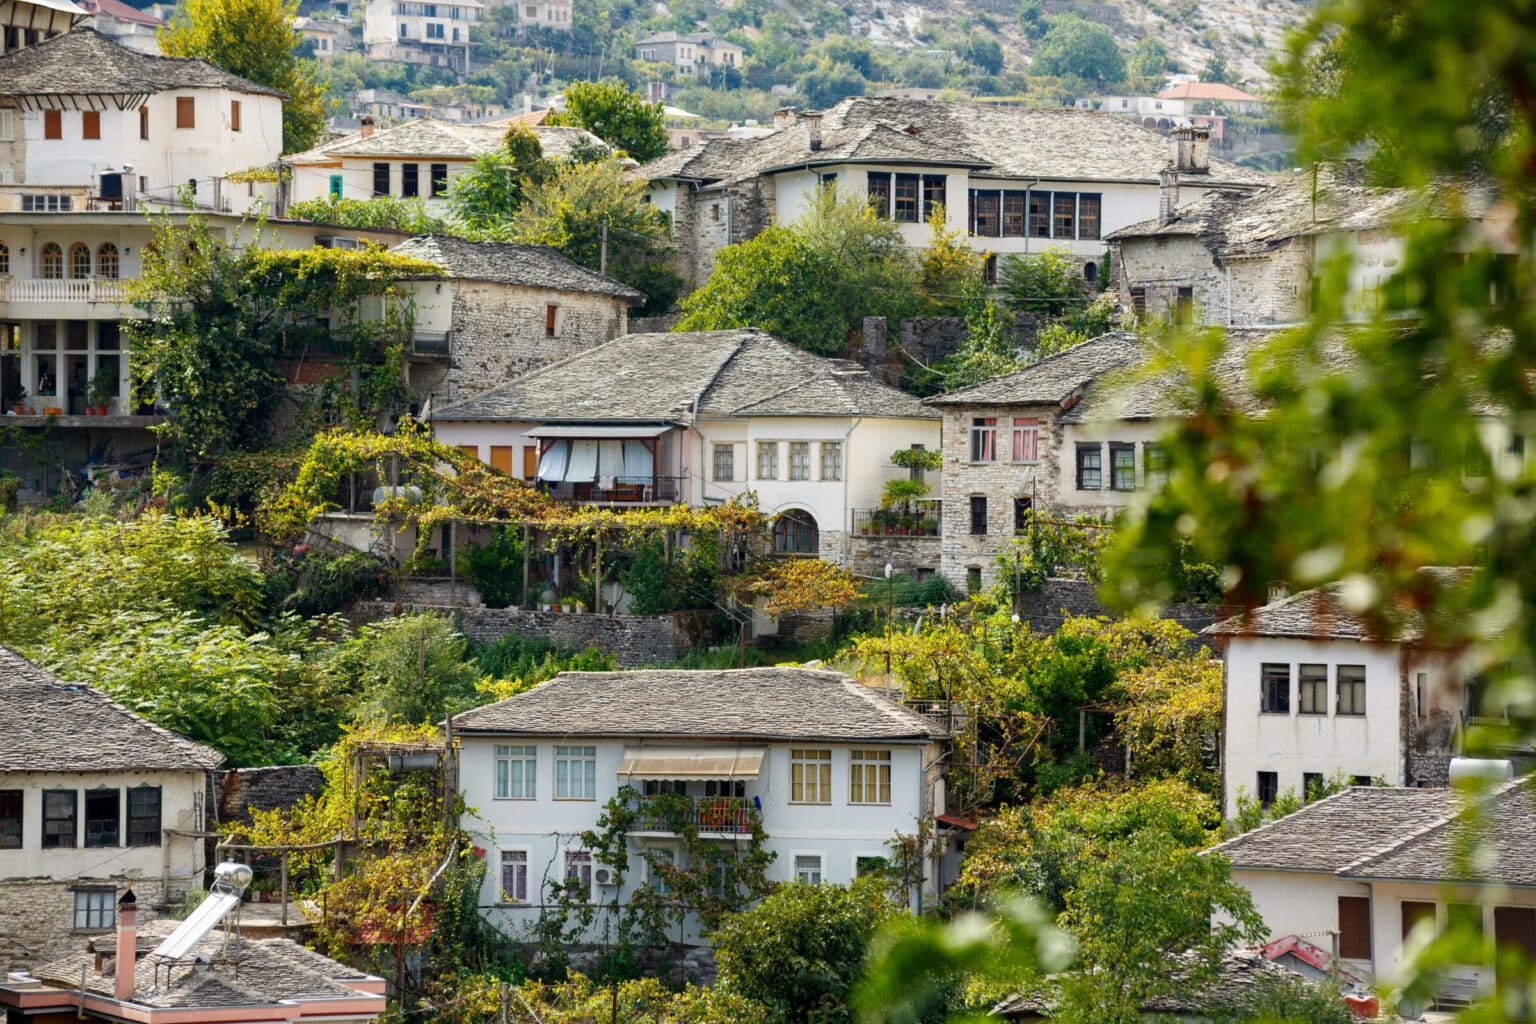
0,646,222,973
633,31,743,74
387,235,645,407
1210,780,1536,1009
428,328,941,573
635,98,1269,291
0,0,81,57
362,0,478,74
1107,161,1511,327
1204,570,1493,817
454,667,947,944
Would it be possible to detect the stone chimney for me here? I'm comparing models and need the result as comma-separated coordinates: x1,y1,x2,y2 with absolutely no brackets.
772,106,797,129
114,889,137,1003
801,111,822,152
1173,125,1210,174
1159,165,1180,225
360,115,375,139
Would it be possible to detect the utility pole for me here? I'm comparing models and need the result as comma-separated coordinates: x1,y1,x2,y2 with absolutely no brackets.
599,220,609,275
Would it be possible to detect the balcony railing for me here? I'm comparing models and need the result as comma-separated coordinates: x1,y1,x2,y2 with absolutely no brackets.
540,475,681,505
627,795,758,836
852,500,941,537
409,330,450,356
0,278,131,303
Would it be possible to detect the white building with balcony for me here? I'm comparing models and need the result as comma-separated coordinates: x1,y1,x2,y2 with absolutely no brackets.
452,666,948,944
364,0,479,74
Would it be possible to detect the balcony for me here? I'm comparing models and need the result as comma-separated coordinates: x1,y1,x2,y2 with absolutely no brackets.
539,475,681,505
0,278,132,304
852,500,941,538
627,795,759,838
408,330,450,357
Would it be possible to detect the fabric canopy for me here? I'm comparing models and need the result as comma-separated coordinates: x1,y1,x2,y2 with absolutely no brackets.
536,440,569,482
622,441,654,479
524,424,671,439
618,747,766,780
566,440,599,483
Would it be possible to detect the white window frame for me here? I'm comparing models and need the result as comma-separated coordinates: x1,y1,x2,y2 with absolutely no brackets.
756,441,779,480
820,441,843,482
788,441,812,481
789,748,832,804
646,847,675,896
498,848,529,903
73,889,115,931
554,744,597,800
494,744,537,799
970,417,998,462
792,852,823,885
563,849,593,901
712,442,735,482
0,109,13,143
1010,418,1039,464
848,748,892,805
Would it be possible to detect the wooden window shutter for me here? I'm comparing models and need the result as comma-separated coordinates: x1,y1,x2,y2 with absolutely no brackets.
43,109,61,139
81,111,100,140
1337,897,1371,960
176,97,195,129
230,100,241,132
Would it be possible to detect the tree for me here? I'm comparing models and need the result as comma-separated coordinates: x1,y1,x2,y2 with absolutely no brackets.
998,248,1088,318
349,613,483,725
287,195,443,233
159,0,329,154
714,879,900,1024
1202,51,1236,85
795,60,870,109
742,557,860,616
1029,16,1126,87
445,125,556,235
916,205,986,317
1128,37,1170,84
548,79,668,162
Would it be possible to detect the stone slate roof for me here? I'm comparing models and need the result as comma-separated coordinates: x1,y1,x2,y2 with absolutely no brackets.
450,667,947,742
1211,779,1536,889
993,949,1291,1019
0,28,286,99
287,118,607,163
637,98,1269,187
433,329,938,423
1108,162,1493,257
1203,567,1473,641
389,236,644,301
32,919,382,1010
0,646,223,773
925,332,1144,408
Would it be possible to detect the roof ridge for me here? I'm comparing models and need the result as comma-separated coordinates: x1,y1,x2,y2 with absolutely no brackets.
1338,777,1530,878
1203,784,1367,858
926,330,1141,405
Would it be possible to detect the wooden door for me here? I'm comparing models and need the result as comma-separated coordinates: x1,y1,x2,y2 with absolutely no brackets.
523,445,539,479
1338,896,1372,959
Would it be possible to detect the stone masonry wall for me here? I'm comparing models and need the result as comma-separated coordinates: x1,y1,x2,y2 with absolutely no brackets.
847,536,941,577
1015,577,1229,639
0,877,189,975
442,282,629,404
673,178,777,292
351,602,697,667
216,766,326,828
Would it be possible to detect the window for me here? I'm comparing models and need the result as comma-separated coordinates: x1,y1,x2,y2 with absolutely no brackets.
84,788,118,848
1053,193,1076,238
1144,443,1169,490
1304,772,1325,800
1299,664,1328,715
712,443,735,482
1351,774,1373,786
893,173,920,222
431,164,449,197
1109,443,1136,490
1010,418,1039,463
563,850,593,900
1013,496,1032,532
499,850,528,902
970,191,999,237
1175,286,1194,324
1002,190,1026,236
0,790,20,848
867,174,890,218
372,162,390,197
794,854,823,885
176,96,195,129
426,21,444,37
97,243,118,280
855,855,891,877
1338,896,1372,959
42,790,75,848
1076,444,1102,490
0,241,8,275
820,441,842,481
1338,665,1366,715
73,889,114,931
495,745,536,799
1130,286,1147,316
1402,900,1437,940
0,108,12,142
848,749,891,804
401,162,419,197
773,509,818,554
329,174,343,199
544,304,558,337
646,848,674,895
230,100,241,132
642,779,686,796
554,745,597,799
43,109,61,139
1028,191,1050,237
704,779,745,797
966,566,982,593
1077,194,1101,240
69,242,90,279
788,441,811,481
1256,770,1279,808
756,441,778,480
82,110,100,140
969,417,997,462
126,786,160,846
139,106,149,140
790,748,832,803
1261,663,1291,714
922,175,946,219
1494,907,1536,963
710,203,721,221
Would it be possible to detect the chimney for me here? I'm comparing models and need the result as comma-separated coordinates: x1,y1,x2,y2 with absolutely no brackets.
1159,165,1180,225
772,106,797,129
1173,125,1210,175
801,111,822,152
360,115,375,139
114,889,137,1003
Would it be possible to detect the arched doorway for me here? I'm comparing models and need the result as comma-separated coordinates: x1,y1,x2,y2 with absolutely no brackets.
772,509,819,555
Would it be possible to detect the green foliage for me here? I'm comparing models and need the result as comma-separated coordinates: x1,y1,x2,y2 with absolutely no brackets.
616,532,720,615
999,249,1090,318
1128,37,1170,84
915,205,986,317
288,195,444,233
461,526,526,609
158,0,329,153
1218,970,1354,1024
349,613,483,726
472,631,615,690
549,79,668,162
795,59,869,108
1202,51,1236,85
714,879,900,1024
1029,16,1126,87
445,126,557,237
266,546,395,617
677,190,921,356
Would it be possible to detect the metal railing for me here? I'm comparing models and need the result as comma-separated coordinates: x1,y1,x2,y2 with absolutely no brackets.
852,500,941,537
409,330,450,356
0,278,131,303
540,475,681,504
627,795,758,835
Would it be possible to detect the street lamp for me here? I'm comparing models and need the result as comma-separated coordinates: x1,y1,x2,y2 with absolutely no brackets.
884,562,894,682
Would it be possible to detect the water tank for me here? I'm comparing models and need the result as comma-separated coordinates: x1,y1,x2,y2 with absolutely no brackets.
1448,758,1515,783
99,173,123,200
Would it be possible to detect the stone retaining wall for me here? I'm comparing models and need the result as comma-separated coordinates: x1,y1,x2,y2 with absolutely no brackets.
1017,578,1231,639
0,877,189,975
216,766,326,827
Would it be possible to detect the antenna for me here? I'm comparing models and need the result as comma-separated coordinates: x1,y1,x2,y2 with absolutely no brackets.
150,863,253,962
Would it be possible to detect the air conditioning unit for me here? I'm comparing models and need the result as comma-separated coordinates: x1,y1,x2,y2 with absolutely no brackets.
593,866,618,887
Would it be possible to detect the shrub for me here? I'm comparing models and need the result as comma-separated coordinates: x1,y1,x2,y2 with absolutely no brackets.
461,526,525,609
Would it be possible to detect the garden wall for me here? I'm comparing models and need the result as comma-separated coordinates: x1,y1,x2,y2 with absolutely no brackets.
216,766,326,827
1017,578,1232,640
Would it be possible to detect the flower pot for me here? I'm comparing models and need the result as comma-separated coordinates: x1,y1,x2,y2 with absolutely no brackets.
84,408,95,416
9,404,20,415
95,406,108,416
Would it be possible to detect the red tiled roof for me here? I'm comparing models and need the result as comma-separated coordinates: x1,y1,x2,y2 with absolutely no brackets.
1157,81,1264,103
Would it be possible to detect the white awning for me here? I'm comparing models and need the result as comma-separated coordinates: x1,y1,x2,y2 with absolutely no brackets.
618,747,766,780
525,424,671,439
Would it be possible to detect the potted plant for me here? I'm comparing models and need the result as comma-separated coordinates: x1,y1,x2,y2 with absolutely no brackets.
8,386,24,415
881,478,930,534
86,367,114,416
